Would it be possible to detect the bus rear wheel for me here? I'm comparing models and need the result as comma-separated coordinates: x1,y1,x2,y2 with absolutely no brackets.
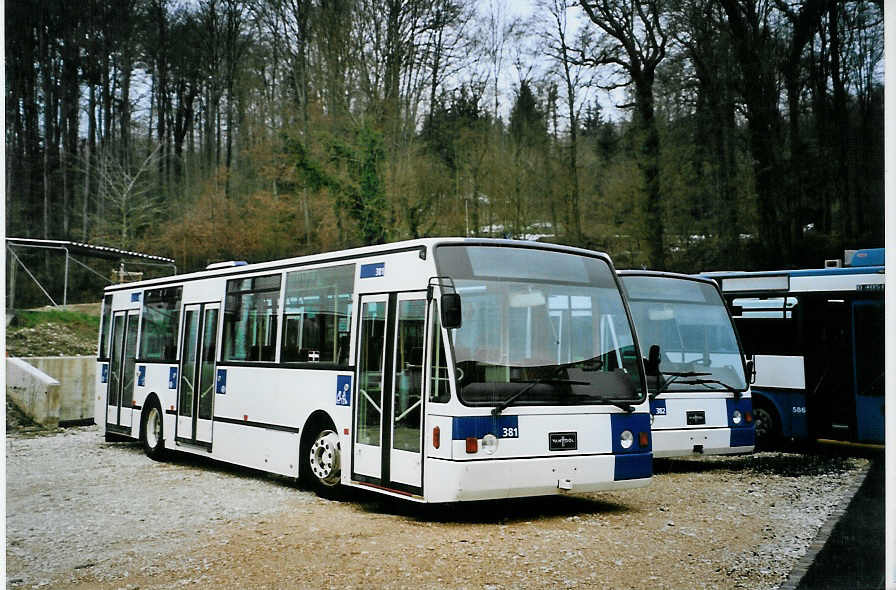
141,401,166,461
753,405,779,450
307,428,341,490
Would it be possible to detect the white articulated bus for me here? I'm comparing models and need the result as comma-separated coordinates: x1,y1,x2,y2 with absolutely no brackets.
96,238,653,502
618,271,754,458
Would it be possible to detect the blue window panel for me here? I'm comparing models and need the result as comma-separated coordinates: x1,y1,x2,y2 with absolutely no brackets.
101,364,109,384
168,367,178,389
360,262,385,279
131,293,141,302
137,366,146,387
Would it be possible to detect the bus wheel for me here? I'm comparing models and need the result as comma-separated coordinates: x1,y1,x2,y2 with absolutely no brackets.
141,401,166,461
307,429,341,489
753,405,779,450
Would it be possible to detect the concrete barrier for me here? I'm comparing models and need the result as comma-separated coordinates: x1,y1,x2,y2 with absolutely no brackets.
6,356,96,426
6,358,62,427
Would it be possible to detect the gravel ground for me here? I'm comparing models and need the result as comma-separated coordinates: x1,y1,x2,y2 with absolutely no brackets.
6,426,868,590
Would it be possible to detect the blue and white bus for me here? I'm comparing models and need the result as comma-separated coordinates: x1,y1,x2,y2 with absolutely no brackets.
704,248,884,446
96,238,653,502
618,271,754,457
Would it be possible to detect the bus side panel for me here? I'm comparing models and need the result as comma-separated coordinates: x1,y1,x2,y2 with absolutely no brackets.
211,423,299,477
212,366,353,477
751,388,808,440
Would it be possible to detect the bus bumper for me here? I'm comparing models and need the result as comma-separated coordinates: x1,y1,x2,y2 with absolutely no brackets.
424,452,652,502
652,427,754,458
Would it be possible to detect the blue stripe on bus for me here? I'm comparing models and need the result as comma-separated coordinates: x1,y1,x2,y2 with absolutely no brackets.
726,398,755,447
452,415,519,439
610,412,651,453
614,452,652,481
730,427,754,448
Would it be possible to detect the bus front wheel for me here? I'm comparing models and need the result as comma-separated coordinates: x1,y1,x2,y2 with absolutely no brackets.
140,400,166,461
753,405,779,450
307,428,341,490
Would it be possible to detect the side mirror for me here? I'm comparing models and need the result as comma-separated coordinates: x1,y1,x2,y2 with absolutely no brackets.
745,357,756,384
441,293,462,329
645,344,661,376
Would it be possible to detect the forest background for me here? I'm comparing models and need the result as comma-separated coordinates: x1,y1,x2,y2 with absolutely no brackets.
4,0,885,306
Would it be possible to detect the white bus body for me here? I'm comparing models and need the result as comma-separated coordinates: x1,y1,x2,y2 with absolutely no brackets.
619,271,754,458
96,238,652,502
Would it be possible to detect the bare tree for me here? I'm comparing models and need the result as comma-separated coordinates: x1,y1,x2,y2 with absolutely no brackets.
580,0,669,268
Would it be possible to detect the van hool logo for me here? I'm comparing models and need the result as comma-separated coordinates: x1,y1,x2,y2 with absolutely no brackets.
549,432,577,451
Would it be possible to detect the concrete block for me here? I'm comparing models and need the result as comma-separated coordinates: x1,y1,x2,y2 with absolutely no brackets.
6,357,61,428
26,357,96,423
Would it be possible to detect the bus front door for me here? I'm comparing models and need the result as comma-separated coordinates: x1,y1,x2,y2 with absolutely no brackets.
354,292,425,494
176,303,219,449
107,310,139,434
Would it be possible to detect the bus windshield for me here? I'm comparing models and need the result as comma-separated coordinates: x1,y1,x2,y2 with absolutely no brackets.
435,245,645,408
621,275,747,393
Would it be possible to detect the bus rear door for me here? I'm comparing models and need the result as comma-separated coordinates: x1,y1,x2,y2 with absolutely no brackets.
176,303,219,449
107,310,139,434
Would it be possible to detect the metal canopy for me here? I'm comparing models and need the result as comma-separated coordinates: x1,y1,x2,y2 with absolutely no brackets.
6,237,176,309
6,238,175,263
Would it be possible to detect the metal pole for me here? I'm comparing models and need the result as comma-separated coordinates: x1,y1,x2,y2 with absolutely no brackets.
8,245,17,310
63,247,69,308
7,247,58,307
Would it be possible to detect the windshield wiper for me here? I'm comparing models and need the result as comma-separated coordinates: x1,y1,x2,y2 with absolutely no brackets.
673,378,744,400
651,371,712,399
590,397,635,413
491,378,588,416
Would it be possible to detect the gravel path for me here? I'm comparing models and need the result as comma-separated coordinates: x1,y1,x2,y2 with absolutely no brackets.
6,426,868,589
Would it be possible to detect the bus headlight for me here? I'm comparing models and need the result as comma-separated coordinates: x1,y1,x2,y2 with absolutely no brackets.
732,409,743,425
482,434,498,455
620,430,634,449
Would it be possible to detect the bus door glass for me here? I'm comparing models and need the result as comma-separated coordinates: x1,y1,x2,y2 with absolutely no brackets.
852,299,884,443
177,303,219,446
389,294,426,490
107,310,138,430
354,294,389,480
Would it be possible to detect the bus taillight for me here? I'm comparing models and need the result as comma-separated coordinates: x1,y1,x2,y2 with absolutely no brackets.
639,431,649,448
433,426,440,449
465,437,478,454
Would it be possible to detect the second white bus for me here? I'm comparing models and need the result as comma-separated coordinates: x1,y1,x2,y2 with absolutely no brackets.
618,271,754,458
97,238,653,502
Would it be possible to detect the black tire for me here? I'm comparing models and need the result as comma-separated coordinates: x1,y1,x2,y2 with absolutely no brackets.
752,404,780,450
140,400,167,461
301,421,342,497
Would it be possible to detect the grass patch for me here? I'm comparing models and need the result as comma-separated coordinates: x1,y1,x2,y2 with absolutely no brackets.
13,309,100,331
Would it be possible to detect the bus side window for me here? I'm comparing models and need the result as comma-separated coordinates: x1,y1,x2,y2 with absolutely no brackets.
223,275,281,363
429,303,451,403
730,296,800,355
281,265,355,365
140,287,182,361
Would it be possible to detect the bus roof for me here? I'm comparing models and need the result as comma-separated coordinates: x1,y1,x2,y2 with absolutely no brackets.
102,237,613,293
